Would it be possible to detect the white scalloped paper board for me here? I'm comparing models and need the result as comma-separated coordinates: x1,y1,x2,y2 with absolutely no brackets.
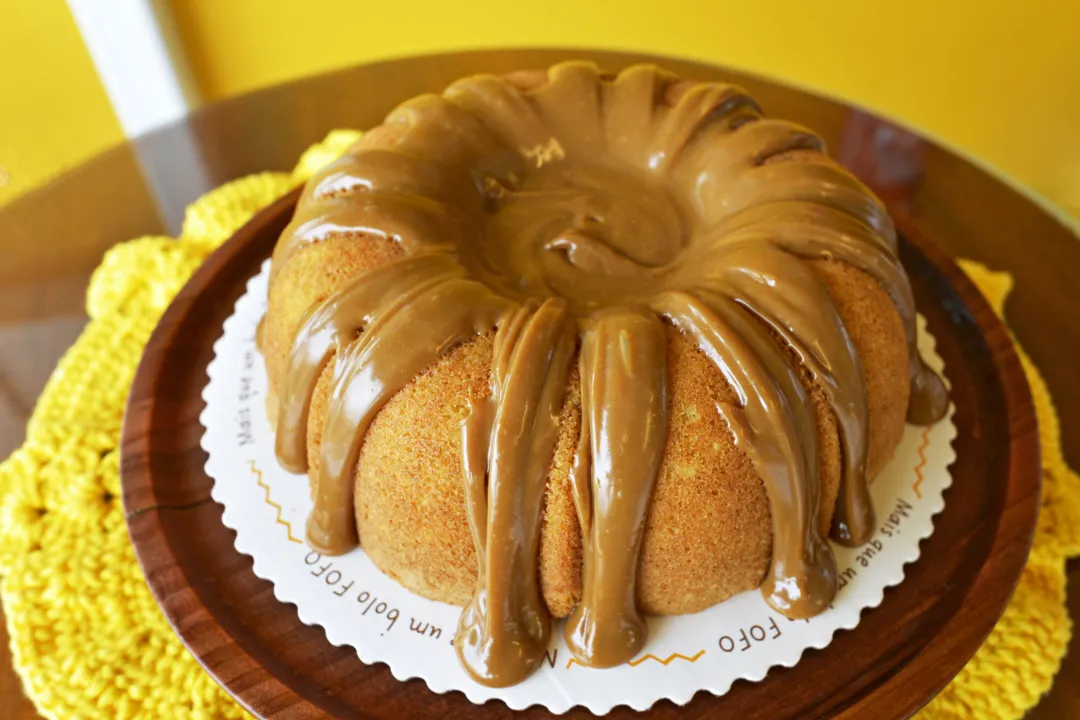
201,260,957,715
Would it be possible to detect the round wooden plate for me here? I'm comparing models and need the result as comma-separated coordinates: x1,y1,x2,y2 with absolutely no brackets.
121,187,1039,719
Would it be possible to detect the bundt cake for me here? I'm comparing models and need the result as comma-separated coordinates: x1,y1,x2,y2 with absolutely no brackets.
257,61,948,687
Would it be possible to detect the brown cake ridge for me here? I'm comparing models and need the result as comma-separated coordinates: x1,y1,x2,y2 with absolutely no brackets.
258,61,947,687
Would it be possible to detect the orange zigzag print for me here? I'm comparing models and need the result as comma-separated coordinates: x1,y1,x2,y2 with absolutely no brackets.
911,426,932,499
565,649,705,669
249,459,303,543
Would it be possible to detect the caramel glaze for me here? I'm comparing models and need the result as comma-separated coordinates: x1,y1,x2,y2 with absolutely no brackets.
264,61,948,687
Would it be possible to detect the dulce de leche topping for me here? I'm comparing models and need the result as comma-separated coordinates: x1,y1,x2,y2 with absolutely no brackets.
266,62,948,687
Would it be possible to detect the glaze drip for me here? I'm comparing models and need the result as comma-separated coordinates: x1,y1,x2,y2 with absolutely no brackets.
266,61,948,687
653,290,836,615
565,307,668,666
457,299,575,685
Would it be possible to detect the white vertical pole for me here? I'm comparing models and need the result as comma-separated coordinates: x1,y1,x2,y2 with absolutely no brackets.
66,0,201,136
66,0,213,231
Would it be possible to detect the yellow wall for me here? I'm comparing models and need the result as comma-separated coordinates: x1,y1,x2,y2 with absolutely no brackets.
169,0,1080,214
0,0,124,205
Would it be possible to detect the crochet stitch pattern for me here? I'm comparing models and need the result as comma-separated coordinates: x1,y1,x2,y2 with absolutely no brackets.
0,131,1075,719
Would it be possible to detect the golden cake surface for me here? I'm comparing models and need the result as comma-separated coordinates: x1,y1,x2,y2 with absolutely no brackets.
259,61,947,686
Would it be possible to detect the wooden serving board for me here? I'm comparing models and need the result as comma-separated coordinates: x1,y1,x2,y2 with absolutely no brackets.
121,188,1039,719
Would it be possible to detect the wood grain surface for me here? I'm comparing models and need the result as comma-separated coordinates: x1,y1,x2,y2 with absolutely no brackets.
118,190,1039,719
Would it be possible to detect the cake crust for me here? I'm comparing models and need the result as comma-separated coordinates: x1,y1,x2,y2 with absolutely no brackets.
263,253,910,617
259,61,946,686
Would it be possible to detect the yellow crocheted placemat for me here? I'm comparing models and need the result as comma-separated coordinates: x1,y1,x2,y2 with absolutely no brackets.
1,132,1077,720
